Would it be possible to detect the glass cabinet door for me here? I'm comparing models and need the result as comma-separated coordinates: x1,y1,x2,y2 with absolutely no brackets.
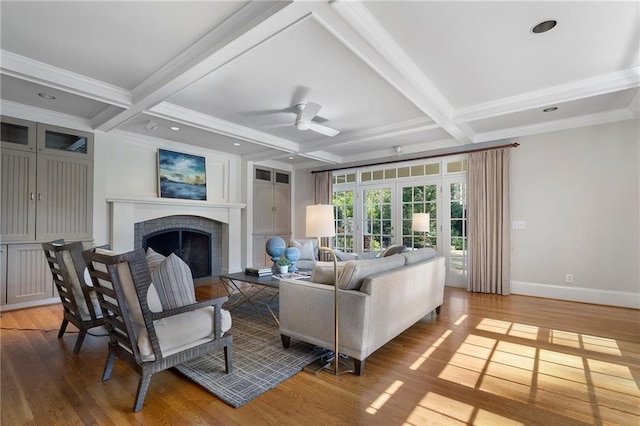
1,116,36,152
37,123,93,158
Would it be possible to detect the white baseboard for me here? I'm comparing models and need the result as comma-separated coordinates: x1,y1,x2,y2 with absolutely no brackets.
0,297,60,312
510,281,640,309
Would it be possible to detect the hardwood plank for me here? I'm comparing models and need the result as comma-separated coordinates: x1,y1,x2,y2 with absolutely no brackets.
1,287,639,425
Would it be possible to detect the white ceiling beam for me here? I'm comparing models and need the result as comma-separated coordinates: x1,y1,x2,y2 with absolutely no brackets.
455,67,640,123
0,50,132,108
92,1,312,132
299,117,439,153
148,102,300,153
328,0,472,144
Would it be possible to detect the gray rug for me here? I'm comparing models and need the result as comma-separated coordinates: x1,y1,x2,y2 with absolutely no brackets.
174,292,323,408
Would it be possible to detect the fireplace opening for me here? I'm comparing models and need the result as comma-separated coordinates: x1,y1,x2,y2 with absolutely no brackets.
144,228,211,278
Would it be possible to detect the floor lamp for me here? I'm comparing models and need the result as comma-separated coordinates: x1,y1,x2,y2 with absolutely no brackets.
305,204,354,375
412,212,430,248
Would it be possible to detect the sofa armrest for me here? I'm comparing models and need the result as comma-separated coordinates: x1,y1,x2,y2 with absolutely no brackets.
278,278,370,359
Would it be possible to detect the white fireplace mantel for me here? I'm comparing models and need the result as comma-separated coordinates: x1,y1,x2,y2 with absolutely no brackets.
107,197,246,273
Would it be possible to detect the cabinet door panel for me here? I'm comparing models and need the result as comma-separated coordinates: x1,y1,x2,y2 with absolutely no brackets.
273,182,291,234
0,150,36,241
6,244,53,304
0,245,6,305
253,180,275,234
36,156,93,241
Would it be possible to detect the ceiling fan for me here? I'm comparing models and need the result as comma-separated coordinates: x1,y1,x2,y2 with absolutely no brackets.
294,102,339,137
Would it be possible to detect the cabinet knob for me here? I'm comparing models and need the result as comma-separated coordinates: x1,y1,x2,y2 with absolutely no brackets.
30,192,35,200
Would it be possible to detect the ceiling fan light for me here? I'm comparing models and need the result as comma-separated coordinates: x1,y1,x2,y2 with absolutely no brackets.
296,121,310,131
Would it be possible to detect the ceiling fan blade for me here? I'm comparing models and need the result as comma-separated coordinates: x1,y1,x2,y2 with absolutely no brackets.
299,102,322,122
309,122,340,137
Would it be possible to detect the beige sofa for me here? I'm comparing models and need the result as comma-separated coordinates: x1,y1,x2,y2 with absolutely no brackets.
278,248,445,375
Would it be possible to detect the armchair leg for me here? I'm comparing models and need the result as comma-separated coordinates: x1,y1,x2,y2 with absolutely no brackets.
102,352,117,381
73,329,87,354
353,358,365,376
133,373,152,413
58,318,69,338
224,345,233,374
280,334,291,348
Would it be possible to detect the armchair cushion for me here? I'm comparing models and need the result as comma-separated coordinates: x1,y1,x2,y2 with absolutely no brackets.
337,254,406,290
137,306,232,361
151,253,196,310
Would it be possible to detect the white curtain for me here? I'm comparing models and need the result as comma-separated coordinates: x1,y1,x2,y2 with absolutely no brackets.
314,171,333,258
467,148,511,295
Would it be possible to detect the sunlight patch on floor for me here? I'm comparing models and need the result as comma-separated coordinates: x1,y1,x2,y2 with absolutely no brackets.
366,380,403,415
409,329,452,370
404,392,524,426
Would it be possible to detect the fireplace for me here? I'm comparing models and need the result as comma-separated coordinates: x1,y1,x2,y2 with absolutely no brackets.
135,215,222,278
108,197,245,275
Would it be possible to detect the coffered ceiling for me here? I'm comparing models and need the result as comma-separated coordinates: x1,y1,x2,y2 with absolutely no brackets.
1,1,638,169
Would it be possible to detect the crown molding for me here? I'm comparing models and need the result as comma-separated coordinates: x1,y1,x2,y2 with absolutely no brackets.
473,108,635,143
0,50,131,108
0,99,93,131
455,68,640,123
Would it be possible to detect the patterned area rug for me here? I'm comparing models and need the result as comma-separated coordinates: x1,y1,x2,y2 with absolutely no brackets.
174,292,323,408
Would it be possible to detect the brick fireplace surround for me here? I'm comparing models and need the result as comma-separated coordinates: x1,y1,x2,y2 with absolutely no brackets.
107,197,245,274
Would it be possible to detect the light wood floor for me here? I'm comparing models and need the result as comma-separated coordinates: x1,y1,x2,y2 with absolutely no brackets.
1,287,639,425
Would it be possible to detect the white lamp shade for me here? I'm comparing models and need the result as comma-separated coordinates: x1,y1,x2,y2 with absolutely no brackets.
412,213,430,232
306,204,336,238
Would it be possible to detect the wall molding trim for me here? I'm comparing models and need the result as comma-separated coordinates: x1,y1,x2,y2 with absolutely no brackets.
511,281,640,309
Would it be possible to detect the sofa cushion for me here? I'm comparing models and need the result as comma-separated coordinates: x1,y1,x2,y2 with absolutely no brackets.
311,261,347,285
290,239,317,260
402,247,437,265
337,254,406,290
146,247,166,273
150,253,196,310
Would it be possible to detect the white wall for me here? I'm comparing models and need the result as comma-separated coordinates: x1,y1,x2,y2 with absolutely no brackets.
292,168,316,238
510,119,639,308
92,130,244,247
290,119,640,308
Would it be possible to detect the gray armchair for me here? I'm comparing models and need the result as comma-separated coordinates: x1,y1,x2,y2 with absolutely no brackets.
42,240,104,354
83,247,233,412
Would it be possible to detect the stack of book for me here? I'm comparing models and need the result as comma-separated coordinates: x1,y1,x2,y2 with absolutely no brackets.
245,266,273,276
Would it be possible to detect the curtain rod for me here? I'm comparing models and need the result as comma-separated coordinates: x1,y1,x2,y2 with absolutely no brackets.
310,142,520,174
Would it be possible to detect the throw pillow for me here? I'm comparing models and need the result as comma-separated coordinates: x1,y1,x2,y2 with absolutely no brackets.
146,247,166,273
337,254,406,290
151,253,196,310
311,261,346,285
402,247,437,265
291,239,316,260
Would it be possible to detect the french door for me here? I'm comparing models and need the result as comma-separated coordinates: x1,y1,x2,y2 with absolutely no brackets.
360,186,395,253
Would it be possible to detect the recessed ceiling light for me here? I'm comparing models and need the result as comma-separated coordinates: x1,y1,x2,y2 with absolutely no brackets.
532,20,557,34
288,156,294,160
169,126,180,131
38,92,56,100
543,107,558,112
233,142,241,146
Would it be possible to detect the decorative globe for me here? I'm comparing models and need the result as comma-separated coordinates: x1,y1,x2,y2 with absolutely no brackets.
285,246,300,272
265,237,287,268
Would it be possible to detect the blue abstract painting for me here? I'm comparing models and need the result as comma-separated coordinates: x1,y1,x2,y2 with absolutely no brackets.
158,149,207,200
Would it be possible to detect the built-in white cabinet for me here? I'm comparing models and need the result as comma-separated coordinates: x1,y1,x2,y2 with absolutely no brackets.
0,116,93,309
252,166,291,266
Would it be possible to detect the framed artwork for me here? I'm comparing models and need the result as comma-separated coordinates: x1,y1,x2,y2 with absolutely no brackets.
158,149,207,200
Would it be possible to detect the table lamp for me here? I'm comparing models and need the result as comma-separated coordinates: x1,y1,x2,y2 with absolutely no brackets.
412,212,430,248
305,204,354,375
